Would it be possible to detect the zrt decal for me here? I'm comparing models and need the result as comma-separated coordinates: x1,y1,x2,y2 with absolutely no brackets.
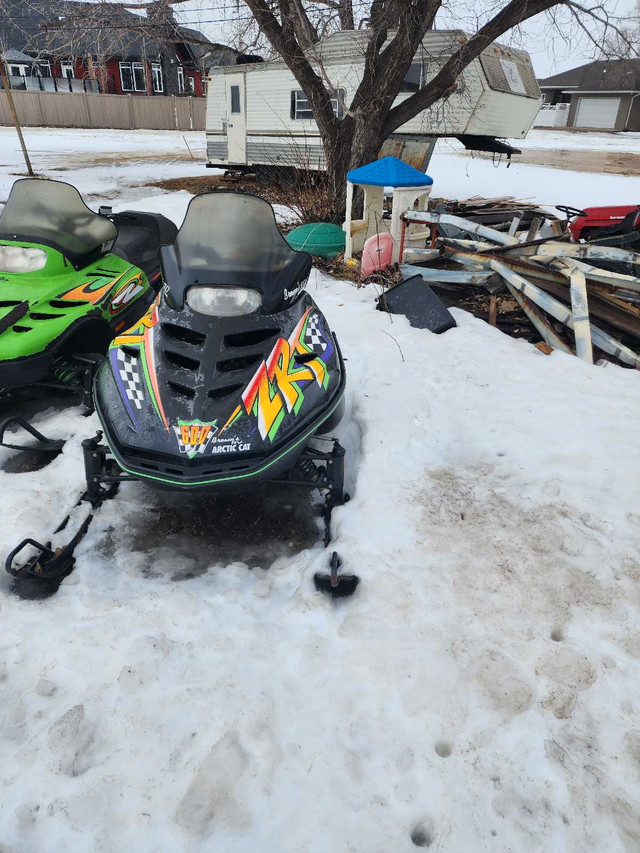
221,308,333,443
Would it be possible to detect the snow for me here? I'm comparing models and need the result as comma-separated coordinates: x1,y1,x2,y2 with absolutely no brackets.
430,145,640,209
1,128,640,853
513,129,640,153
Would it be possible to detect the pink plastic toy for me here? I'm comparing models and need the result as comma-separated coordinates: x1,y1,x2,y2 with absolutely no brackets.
360,232,395,280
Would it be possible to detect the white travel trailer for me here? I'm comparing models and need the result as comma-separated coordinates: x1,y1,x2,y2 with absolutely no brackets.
205,30,541,170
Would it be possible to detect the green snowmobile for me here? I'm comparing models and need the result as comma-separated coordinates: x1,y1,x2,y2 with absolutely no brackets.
0,178,177,402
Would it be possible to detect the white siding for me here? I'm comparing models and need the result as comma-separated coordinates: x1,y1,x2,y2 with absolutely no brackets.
206,29,542,165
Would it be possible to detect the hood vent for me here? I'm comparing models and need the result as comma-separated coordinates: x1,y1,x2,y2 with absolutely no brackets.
217,353,262,373
29,312,64,321
224,328,279,348
167,380,195,399
161,322,206,347
49,299,86,309
208,383,243,401
164,350,200,371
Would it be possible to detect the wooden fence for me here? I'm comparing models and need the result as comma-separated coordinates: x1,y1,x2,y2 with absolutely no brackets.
0,91,206,131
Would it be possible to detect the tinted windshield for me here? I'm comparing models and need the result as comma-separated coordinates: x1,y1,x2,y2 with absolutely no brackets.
160,192,309,310
0,179,117,266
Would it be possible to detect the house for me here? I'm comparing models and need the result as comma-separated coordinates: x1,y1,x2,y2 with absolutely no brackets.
205,30,541,170
0,0,237,96
536,59,640,130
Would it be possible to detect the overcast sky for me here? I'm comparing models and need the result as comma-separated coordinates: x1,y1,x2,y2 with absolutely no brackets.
131,0,635,78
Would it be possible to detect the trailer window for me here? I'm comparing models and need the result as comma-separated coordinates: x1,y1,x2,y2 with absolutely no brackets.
291,89,345,120
230,85,241,113
401,64,422,92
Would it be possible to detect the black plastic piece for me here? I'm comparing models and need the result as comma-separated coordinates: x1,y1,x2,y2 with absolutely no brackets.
0,301,29,335
0,417,65,453
378,275,457,334
456,135,521,156
314,551,359,598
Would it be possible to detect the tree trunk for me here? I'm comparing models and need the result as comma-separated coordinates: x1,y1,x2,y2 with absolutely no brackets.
322,109,388,223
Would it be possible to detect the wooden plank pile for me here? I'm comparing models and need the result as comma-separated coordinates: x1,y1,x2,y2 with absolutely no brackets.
400,209,640,368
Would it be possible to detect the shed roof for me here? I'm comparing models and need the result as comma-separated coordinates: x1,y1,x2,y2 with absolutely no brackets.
347,157,433,187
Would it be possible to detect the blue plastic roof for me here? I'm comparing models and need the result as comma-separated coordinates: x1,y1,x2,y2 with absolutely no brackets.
347,156,433,188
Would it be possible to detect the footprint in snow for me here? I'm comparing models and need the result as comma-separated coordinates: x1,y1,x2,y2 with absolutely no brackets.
175,731,251,836
47,704,96,777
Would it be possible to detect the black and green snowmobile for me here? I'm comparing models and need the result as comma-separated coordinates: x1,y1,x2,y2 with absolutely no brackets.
0,178,177,400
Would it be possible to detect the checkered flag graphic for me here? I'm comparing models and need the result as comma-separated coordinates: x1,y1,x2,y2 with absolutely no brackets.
305,314,326,352
116,348,144,410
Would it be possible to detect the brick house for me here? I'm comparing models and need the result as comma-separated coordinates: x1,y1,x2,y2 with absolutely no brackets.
0,0,238,96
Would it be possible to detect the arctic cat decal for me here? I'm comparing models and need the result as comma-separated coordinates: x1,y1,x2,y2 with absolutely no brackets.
109,275,144,315
221,308,332,442
173,420,218,457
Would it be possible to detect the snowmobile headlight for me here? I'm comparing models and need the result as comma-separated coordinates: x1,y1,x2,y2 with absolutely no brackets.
0,245,47,273
186,286,262,317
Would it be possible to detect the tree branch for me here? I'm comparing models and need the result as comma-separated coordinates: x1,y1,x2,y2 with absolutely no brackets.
382,0,563,136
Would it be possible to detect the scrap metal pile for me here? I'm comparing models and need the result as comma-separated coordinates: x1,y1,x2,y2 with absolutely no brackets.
399,205,640,368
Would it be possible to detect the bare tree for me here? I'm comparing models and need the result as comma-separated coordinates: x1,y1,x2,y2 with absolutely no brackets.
226,0,633,211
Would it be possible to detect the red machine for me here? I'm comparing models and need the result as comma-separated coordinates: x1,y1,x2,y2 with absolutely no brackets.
567,205,640,241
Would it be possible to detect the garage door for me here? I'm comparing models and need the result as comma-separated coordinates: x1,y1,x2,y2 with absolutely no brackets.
575,97,620,129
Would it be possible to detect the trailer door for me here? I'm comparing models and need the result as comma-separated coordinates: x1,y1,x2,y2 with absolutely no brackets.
224,74,247,164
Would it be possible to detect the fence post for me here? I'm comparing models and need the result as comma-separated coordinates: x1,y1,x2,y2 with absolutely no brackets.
128,94,135,130
35,90,45,127
82,91,91,128
188,96,193,131
172,95,179,130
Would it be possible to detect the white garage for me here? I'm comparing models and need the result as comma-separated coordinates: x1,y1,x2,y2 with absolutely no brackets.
574,96,621,129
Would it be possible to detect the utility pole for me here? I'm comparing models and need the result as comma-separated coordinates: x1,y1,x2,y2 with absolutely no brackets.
0,59,35,176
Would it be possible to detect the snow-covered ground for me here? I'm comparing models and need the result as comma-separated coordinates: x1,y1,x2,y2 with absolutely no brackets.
0,128,639,853
515,128,640,153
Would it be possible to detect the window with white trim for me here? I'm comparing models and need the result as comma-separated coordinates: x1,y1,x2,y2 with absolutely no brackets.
185,74,195,95
9,64,28,77
36,60,52,77
291,88,345,120
119,61,147,92
177,66,185,94
61,61,74,80
151,61,163,93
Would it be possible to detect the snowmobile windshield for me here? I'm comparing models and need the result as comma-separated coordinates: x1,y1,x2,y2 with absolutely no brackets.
0,179,117,269
160,192,312,314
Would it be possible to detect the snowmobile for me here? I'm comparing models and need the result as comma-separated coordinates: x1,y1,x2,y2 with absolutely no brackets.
0,178,177,405
1,191,358,600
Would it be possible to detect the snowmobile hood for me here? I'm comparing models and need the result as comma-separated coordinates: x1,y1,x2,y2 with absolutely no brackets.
95,291,345,488
0,244,145,360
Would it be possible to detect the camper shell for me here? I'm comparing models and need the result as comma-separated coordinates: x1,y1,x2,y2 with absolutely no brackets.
205,30,542,170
